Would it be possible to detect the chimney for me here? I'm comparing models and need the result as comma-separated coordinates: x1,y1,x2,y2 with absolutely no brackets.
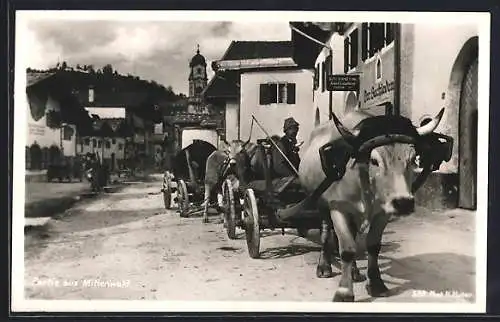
88,87,94,103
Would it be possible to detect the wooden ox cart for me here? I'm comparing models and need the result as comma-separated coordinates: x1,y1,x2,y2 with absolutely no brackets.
220,138,325,258
161,140,217,217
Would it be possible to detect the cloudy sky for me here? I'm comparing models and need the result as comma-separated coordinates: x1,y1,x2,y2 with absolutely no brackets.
25,20,292,95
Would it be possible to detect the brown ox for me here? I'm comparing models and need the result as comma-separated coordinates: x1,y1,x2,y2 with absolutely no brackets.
202,139,257,223
299,108,445,302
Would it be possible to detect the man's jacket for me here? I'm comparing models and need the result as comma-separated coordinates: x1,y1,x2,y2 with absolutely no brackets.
272,136,300,178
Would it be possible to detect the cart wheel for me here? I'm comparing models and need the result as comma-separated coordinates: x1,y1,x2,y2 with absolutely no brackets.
178,179,189,217
243,188,260,259
162,175,172,210
223,179,237,239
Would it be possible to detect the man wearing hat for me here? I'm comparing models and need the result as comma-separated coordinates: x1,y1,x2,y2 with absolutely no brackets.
272,117,301,177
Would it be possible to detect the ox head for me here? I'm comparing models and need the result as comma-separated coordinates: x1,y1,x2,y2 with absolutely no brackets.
220,138,255,184
332,108,446,216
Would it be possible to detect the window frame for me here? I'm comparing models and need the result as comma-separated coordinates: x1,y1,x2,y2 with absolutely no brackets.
259,82,297,106
361,22,395,63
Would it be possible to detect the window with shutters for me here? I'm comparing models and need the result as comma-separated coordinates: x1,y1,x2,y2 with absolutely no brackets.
92,139,97,146
361,23,395,62
350,29,359,69
344,28,359,72
259,82,296,105
105,141,111,149
84,138,90,146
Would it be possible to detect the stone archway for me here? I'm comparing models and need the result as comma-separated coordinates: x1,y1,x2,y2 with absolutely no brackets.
446,36,478,210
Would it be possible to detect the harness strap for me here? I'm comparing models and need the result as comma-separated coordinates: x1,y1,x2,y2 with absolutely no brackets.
357,163,374,224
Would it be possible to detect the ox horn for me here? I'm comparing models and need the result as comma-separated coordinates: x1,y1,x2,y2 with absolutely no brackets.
416,108,445,136
331,112,358,144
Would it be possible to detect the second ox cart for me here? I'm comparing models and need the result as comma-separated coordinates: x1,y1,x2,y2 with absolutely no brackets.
162,139,217,217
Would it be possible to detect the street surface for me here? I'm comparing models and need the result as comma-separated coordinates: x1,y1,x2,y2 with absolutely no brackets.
26,181,90,205
24,175,476,303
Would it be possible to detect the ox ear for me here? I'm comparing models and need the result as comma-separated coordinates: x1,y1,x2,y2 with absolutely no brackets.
331,112,358,145
416,108,445,136
219,139,230,153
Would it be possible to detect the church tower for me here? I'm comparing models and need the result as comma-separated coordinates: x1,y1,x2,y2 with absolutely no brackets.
188,45,208,113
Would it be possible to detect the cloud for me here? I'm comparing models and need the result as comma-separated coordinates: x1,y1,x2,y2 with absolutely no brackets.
210,22,233,37
24,20,291,94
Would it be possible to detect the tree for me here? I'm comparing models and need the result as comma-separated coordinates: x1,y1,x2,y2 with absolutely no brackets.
61,61,67,70
102,64,113,75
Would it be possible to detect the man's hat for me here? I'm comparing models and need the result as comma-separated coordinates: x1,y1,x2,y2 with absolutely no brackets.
283,117,300,132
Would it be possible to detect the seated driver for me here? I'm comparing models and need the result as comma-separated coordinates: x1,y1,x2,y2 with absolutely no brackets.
272,117,301,178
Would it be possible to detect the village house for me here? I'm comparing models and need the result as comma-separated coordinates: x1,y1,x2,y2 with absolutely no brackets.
70,77,164,170
290,22,478,210
77,107,133,172
204,40,314,146
25,71,91,177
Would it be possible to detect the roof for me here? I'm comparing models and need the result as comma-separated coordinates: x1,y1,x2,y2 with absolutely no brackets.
26,72,56,87
190,49,207,67
289,22,336,69
221,41,294,61
202,70,239,100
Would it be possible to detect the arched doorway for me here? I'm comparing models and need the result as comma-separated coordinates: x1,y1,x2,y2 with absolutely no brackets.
345,91,358,114
29,143,42,170
446,37,478,210
459,57,478,210
48,145,61,165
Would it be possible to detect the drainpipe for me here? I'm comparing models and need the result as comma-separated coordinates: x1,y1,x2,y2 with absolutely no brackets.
393,23,401,116
328,48,334,120
237,99,241,140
